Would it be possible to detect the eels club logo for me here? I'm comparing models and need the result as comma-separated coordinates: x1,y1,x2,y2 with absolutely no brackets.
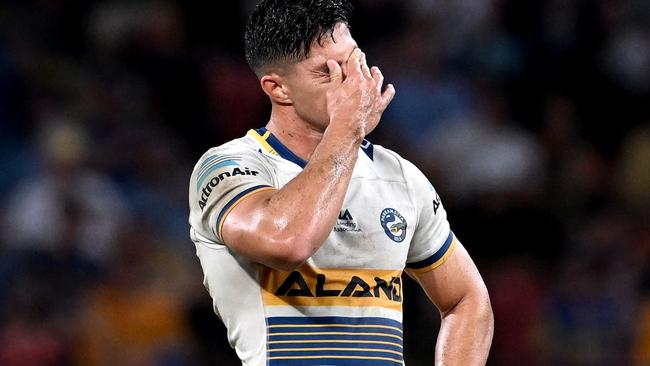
380,208,407,243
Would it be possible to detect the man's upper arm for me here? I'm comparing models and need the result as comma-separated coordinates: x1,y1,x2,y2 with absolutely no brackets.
188,146,275,245
408,239,488,314
189,144,321,270
399,158,487,311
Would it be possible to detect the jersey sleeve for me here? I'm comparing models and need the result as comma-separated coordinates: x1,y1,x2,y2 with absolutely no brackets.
402,160,456,273
189,146,275,245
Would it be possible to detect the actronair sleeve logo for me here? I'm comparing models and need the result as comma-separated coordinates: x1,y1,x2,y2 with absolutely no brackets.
197,160,260,211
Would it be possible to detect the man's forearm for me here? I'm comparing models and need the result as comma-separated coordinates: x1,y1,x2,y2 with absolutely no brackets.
435,292,494,365
221,126,362,271
261,127,362,257
220,48,394,270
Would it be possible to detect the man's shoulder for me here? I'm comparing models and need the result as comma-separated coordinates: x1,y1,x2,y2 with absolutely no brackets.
192,135,263,173
363,142,416,182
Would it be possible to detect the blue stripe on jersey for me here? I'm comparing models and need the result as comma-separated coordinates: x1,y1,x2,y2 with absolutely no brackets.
267,316,402,328
269,358,403,366
266,316,403,364
269,349,402,361
215,185,272,240
199,154,223,170
268,325,403,337
256,127,307,169
197,155,237,177
405,231,454,269
268,333,402,343
268,341,403,353
196,159,239,190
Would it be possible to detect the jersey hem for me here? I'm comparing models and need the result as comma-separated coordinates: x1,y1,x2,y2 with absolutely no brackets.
215,185,276,241
405,231,456,273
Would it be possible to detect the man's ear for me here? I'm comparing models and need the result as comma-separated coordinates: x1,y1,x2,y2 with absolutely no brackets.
260,73,292,105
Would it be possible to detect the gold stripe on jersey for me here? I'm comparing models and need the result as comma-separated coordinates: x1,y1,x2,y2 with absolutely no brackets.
268,339,402,347
267,355,402,362
259,265,403,311
406,237,457,274
268,331,403,341
267,323,402,333
217,186,276,239
247,129,279,156
268,347,404,356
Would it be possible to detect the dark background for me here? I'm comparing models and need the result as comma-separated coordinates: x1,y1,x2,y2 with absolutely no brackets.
0,0,649,365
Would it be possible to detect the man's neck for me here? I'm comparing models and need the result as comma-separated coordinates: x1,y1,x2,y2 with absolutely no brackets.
265,109,325,162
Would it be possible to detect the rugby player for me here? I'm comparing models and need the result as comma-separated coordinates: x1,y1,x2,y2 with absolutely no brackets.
189,0,493,364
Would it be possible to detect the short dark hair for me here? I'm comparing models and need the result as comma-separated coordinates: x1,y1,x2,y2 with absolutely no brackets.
244,0,353,76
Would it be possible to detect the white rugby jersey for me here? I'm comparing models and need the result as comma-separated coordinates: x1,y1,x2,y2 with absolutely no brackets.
189,128,456,366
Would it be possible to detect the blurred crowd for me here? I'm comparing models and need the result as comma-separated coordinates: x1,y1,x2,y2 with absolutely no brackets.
0,1,648,365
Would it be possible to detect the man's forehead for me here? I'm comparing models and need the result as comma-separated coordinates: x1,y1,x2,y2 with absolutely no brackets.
307,23,357,64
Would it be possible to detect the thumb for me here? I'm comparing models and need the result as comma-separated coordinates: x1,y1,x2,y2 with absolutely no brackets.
327,60,342,87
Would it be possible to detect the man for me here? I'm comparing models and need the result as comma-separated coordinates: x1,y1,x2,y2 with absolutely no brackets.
188,0,493,365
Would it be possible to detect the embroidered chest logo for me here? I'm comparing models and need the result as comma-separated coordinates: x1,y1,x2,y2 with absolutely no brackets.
334,209,361,232
380,208,407,242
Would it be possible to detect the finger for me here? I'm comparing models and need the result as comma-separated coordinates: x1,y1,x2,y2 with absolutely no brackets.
327,60,343,87
347,48,363,78
360,52,372,79
371,66,384,93
378,84,396,111
345,47,360,64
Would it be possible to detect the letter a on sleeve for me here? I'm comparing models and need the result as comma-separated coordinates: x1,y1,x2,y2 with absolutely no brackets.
402,160,456,274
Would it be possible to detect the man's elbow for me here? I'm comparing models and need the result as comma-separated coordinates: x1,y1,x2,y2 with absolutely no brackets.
445,283,494,332
263,234,318,271
481,292,494,333
270,252,309,271
472,284,494,336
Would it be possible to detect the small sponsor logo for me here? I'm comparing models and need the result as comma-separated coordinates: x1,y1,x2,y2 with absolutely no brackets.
433,193,441,214
198,167,259,210
334,209,361,232
380,208,407,242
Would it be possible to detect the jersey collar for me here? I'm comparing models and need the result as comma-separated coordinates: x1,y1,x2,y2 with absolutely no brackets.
247,128,308,169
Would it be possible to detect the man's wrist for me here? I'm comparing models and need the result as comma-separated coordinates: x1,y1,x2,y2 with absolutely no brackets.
324,119,365,146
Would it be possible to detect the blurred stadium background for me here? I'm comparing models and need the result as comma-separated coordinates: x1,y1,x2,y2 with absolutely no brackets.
0,0,649,365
